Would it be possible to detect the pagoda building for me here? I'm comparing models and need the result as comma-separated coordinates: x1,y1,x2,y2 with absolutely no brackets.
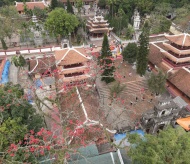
160,33,190,69
86,15,113,40
54,40,92,92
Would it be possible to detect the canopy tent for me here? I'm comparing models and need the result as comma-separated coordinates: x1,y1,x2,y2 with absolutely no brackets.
176,117,190,131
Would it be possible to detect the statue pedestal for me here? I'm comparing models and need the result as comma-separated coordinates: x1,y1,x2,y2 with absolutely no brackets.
34,38,43,47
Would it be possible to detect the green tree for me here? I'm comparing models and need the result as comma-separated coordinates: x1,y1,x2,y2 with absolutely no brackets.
75,0,83,14
117,8,125,36
0,0,30,7
51,0,58,10
149,14,172,34
128,126,190,164
136,21,150,76
45,8,79,38
98,0,106,9
67,0,74,14
126,24,135,39
154,2,172,15
1,38,8,50
0,83,44,132
148,70,167,95
0,6,21,49
107,0,116,18
11,55,26,68
123,43,138,64
0,118,27,151
109,82,125,100
135,0,153,15
159,16,172,32
99,34,115,83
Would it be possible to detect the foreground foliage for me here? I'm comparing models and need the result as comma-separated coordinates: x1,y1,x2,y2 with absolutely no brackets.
128,126,190,164
11,55,26,68
0,6,21,49
0,83,44,152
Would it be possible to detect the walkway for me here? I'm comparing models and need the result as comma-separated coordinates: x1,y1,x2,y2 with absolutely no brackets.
9,63,18,84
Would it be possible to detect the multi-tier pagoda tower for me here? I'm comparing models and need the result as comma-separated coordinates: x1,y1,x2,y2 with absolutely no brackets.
86,15,113,41
161,33,190,69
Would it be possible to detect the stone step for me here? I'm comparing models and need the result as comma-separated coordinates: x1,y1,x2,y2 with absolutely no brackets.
97,79,148,99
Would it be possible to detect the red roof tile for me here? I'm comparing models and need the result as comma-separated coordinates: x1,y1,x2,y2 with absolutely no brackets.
55,48,90,65
29,56,56,74
15,2,47,11
165,34,190,47
169,68,190,98
148,44,164,66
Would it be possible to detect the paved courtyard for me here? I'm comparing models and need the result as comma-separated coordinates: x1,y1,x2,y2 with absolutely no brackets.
95,59,165,130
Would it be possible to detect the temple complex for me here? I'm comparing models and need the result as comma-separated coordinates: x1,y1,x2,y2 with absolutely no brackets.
55,41,91,91
161,33,190,69
86,15,113,41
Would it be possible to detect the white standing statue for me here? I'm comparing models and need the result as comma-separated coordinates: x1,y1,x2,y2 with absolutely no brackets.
133,9,141,30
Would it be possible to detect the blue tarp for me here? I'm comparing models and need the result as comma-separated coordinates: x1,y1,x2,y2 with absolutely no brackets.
114,130,144,147
27,89,33,104
35,79,42,88
114,130,144,141
0,60,10,84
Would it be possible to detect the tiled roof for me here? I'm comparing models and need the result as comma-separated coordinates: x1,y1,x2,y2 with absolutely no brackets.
165,33,190,47
161,51,190,63
158,61,171,74
148,44,164,65
163,43,190,55
15,1,47,11
55,47,90,66
89,28,112,33
59,74,90,82
68,144,121,164
29,56,56,74
169,68,190,98
60,66,87,74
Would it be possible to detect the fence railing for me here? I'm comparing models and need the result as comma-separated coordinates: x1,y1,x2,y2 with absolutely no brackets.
0,46,62,56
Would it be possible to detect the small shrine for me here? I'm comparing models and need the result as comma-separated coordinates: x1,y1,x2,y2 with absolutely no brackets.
86,15,113,41
161,33,190,68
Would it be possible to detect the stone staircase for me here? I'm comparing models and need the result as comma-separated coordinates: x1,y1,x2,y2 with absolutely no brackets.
97,79,148,99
